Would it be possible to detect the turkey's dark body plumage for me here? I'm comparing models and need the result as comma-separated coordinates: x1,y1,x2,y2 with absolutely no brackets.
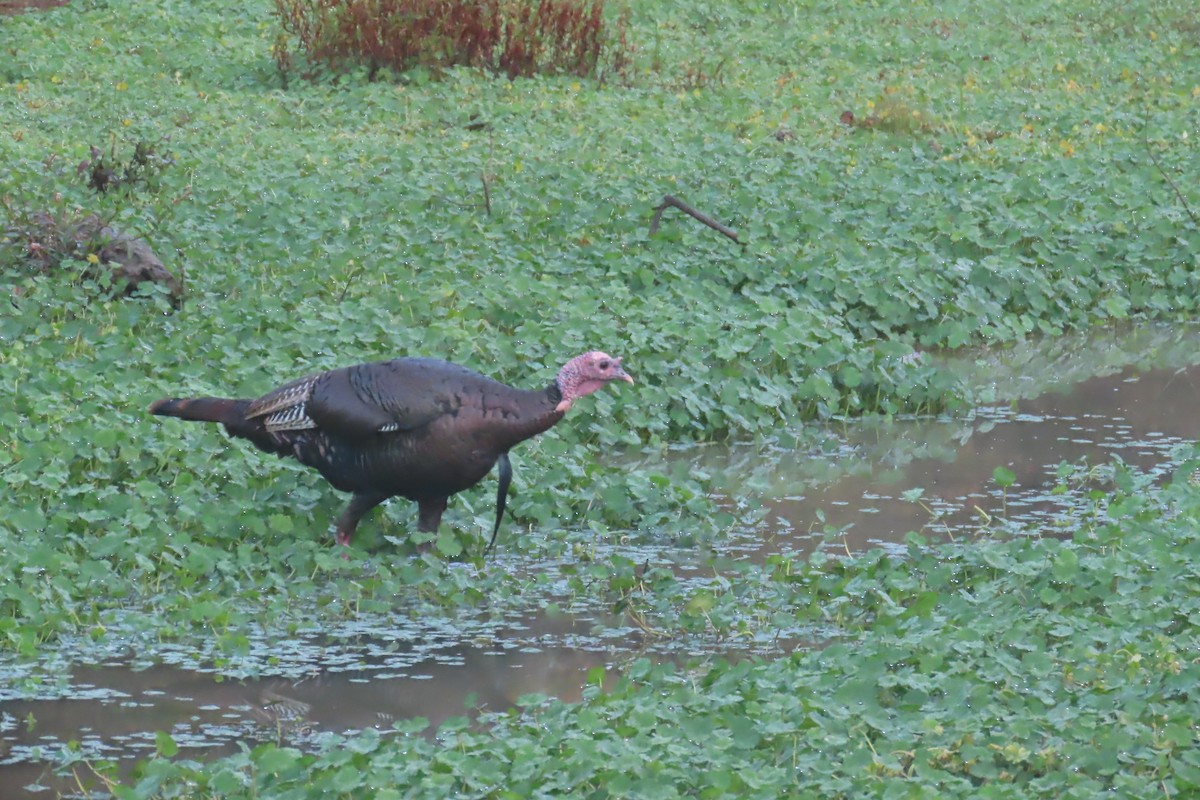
254,359,562,496
150,357,568,548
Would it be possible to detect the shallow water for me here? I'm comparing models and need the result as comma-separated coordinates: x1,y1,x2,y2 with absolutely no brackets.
690,360,1200,558
1,613,615,795
5,326,1200,797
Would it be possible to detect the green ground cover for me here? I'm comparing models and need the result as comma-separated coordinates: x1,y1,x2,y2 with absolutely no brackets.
2,0,1199,795
102,460,1200,798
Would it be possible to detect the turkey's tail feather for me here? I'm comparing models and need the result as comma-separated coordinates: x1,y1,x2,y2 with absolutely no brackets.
149,397,250,425
150,396,292,456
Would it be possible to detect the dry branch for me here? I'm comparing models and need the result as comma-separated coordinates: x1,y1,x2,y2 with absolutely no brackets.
650,194,742,245
1145,144,1197,225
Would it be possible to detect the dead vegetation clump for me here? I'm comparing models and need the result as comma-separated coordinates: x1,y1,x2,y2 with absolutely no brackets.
273,0,631,81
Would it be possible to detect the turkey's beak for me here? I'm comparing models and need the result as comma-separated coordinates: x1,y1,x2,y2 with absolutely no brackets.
615,358,634,385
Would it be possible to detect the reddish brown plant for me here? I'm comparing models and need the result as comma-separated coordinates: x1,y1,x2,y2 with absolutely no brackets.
273,0,629,80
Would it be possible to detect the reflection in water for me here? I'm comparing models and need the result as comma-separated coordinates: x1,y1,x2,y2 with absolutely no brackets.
5,330,1200,797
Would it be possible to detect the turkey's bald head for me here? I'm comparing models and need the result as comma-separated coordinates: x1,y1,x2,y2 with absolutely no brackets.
555,351,634,413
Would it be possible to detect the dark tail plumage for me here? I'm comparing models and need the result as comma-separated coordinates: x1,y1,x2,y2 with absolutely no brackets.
149,397,249,424
149,396,293,457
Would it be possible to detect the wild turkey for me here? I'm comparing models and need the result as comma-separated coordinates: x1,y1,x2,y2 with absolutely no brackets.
149,351,633,551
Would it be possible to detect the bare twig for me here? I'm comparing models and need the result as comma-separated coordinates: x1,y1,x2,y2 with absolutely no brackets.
650,194,742,245
480,171,492,217
1145,143,1198,224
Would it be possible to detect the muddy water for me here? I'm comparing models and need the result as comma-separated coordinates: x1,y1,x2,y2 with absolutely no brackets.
688,360,1200,557
5,329,1200,797
1,615,613,797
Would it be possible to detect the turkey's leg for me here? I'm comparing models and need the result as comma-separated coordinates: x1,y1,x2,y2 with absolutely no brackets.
336,492,388,547
416,497,449,532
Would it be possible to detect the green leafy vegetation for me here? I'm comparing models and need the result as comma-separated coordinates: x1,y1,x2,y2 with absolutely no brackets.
1,0,1199,795
101,459,1200,797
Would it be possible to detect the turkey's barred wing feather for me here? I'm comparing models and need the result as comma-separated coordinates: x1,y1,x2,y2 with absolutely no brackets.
246,375,319,418
245,374,321,432
263,404,318,431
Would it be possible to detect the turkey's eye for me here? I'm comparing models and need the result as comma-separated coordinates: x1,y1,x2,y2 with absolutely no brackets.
599,359,611,370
